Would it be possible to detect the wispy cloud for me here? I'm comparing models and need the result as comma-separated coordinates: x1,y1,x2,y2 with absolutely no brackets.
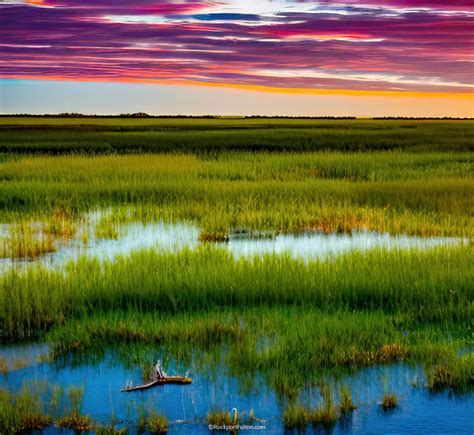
1,0,472,94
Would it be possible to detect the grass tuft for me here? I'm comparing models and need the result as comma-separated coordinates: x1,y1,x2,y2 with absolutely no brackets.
283,404,312,429
381,394,398,411
149,412,169,434
427,355,474,392
339,387,357,415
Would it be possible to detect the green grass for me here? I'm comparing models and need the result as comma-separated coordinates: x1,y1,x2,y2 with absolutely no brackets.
427,354,474,393
0,151,472,237
283,385,356,429
207,410,233,426
283,404,312,429
338,386,357,415
0,383,92,434
0,118,472,154
0,117,472,429
1,245,471,341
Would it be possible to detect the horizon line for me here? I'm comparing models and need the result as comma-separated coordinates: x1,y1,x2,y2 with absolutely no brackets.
2,114,473,120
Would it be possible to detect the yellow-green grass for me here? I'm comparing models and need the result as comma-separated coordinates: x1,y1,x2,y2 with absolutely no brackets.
283,385,356,429
427,354,474,393
149,412,169,434
0,152,472,237
381,394,398,411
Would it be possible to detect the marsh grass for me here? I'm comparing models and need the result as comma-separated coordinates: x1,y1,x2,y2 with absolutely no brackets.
427,354,474,392
0,356,8,375
137,414,148,433
95,423,129,434
283,404,312,429
1,119,472,154
207,410,232,426
199,231,229,243
0,118,472,432
1,243,470,398
284,385,356,429
95,216,120,240
0,383,60,433
149,412,168,434
338,387,357,415
0,382,102,433
96,428,128,435
1,245,471,341
207,409,241,432
313,385,338,428
55,413,93,432
381,394,398,411
0,150,472,238
42,306,468,402
0,224,56,260
0,210,76,260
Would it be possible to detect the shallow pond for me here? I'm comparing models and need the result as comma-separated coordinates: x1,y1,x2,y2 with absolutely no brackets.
0,343,472,433
0,215,467,273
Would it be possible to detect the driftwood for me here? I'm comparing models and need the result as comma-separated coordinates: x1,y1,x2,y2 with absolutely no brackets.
121,361,191,392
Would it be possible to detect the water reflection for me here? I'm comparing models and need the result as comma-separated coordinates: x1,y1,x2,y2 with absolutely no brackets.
0,215,466,273
0,344,472,433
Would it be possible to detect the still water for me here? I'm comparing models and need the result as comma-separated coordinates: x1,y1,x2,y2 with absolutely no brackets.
0,343,472,434
0,216,466,273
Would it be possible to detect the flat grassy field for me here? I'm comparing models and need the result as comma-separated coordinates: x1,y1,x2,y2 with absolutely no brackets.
1,117,473,153
0,118,472,432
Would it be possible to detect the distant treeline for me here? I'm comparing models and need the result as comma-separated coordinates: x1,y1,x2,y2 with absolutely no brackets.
1,113,473,120
1,113,357,119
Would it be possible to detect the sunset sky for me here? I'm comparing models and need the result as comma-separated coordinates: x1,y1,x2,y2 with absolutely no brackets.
1,0,473,116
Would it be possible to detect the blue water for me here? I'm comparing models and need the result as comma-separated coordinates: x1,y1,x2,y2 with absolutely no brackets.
1,344,472,433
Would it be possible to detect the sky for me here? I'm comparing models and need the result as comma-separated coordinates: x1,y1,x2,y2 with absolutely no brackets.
1,0,473,116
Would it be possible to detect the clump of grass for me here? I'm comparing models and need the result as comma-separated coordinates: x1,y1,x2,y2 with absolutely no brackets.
81,231,89,245
378,341,409,363
313,385,338,428
45,208,76,239
207,410,232,426
95,219,119,240
1,224,56,260
54,384,92,430
339,386,357,415
427,354,474,392
283,404,312,429
149,412,168,434
55,413,93,431
0,356,8,375
11,356,29,371
95,424,129,434
137,415,148,433
284,386,357,429
199,231,229,242
381,394,398,411
0,386,51,433
22,414,52,431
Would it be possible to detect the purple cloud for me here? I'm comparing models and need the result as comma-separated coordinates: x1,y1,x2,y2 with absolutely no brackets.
0,0,472,93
